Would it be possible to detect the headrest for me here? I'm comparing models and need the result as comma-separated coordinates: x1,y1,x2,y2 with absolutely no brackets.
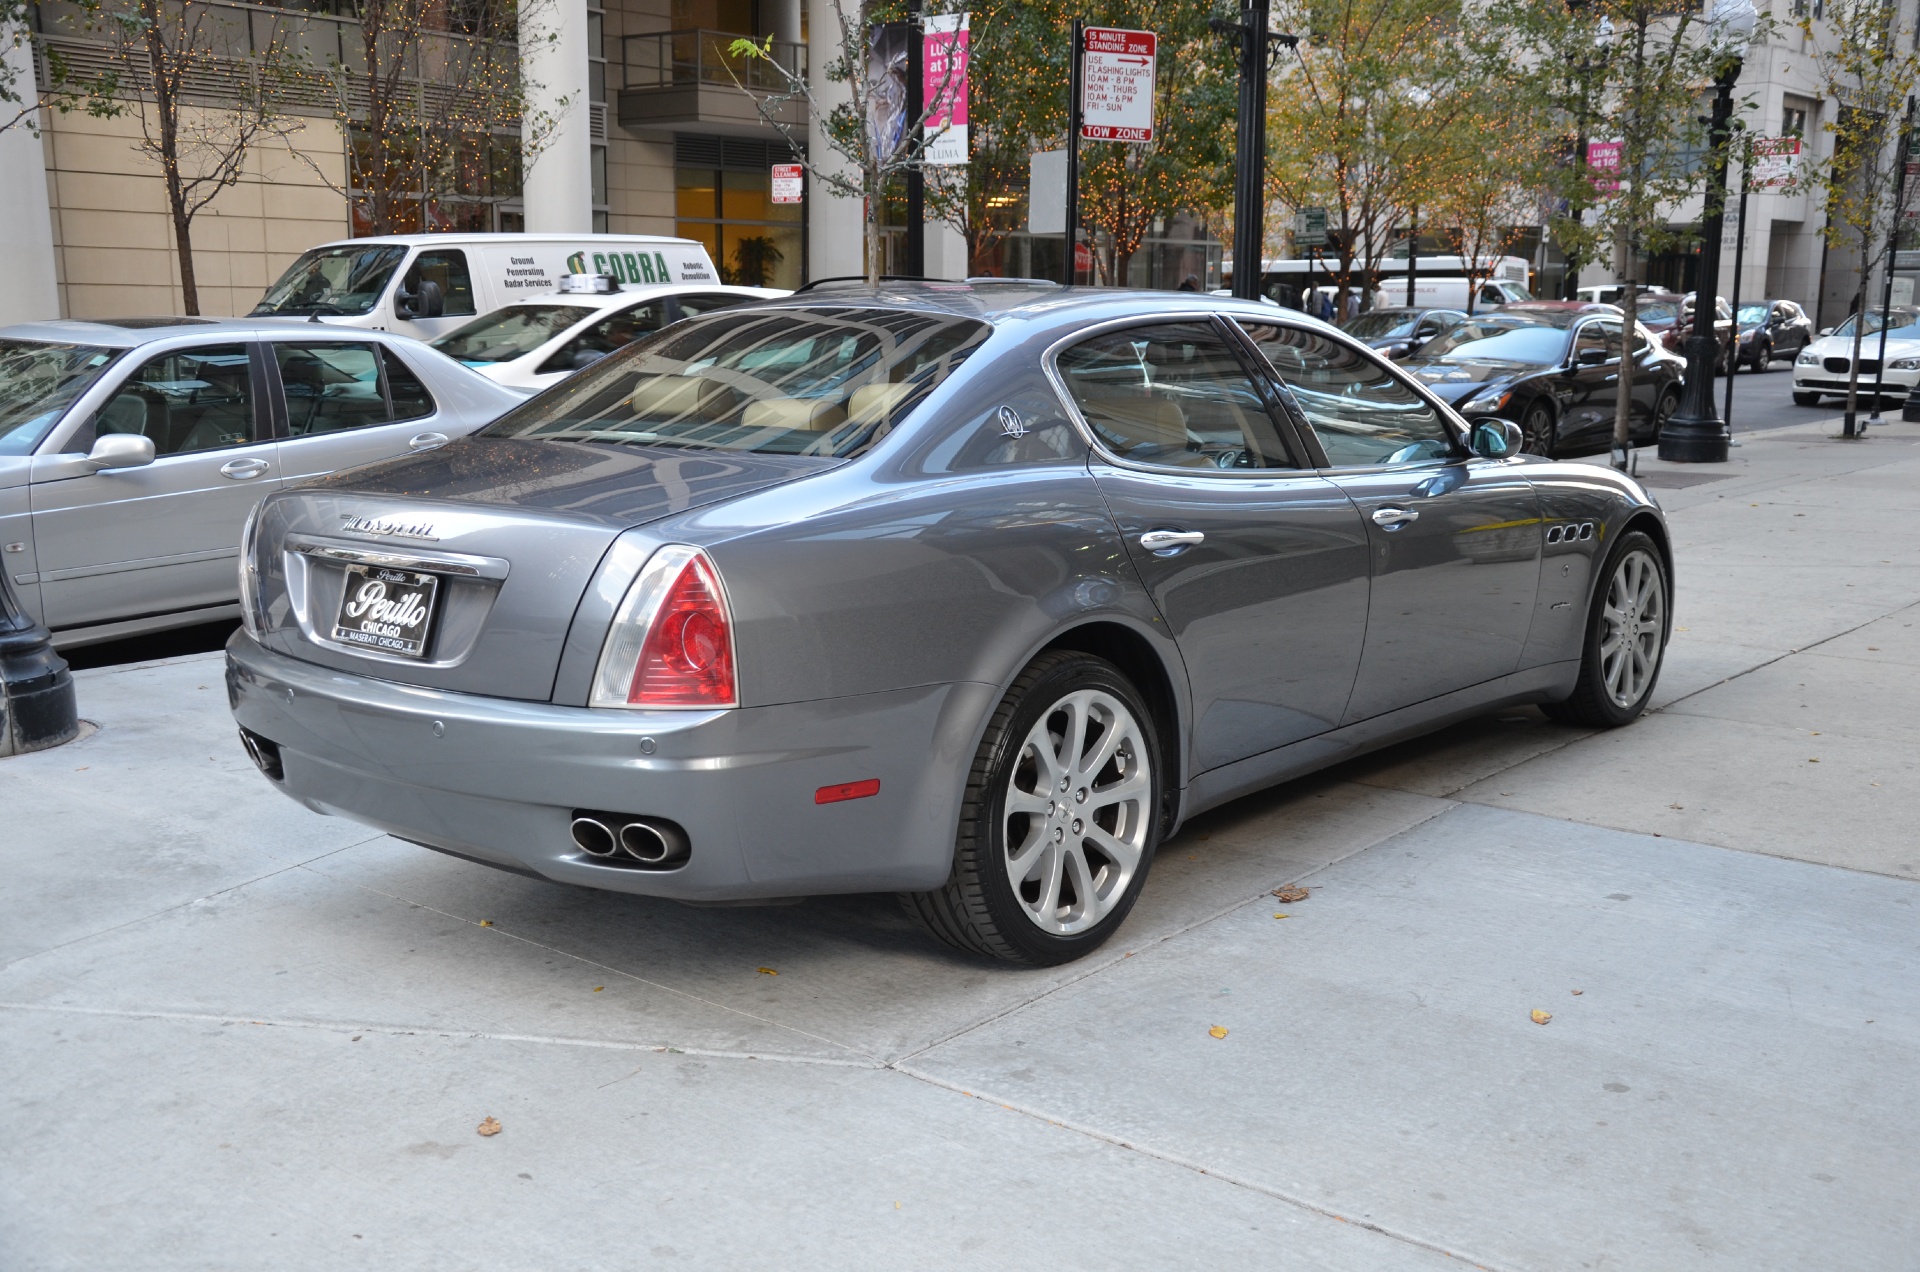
740,397,848,433
846,381,916,424
628,375,728,419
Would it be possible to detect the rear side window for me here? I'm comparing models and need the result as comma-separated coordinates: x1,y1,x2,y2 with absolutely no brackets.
93,344,257,455
483,307,990,458
275,342,434,434
1054,322,1297,470
433,305,583,364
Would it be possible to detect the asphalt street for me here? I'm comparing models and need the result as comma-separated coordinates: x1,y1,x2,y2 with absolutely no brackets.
6,374,1917,1269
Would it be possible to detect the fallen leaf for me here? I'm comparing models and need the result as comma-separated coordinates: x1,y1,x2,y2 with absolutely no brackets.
1668,803,1683,810
1208,1026,1229,1039
351,1034,362,1041
1809,758,1820,763
1530,1009,1552,1025
478,919,494,927
757,967,778,976
1571,990,1583,996
477,1117,501,1137
1869,646,1880,651
1272,912,1290,920
1871,782,1882,787
593,986,604,992
1272,885,1310,903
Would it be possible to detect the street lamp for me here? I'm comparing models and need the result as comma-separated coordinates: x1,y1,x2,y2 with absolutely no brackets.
1659,0,1758,464
1215,3,1300,302
0,571,78,757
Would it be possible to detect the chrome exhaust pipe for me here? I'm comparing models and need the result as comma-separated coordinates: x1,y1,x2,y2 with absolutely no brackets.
569,816,617,857
619,818,690,866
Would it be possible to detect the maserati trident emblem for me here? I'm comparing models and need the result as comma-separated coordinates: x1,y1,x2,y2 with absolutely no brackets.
997,405,1028,438
340,513,440,542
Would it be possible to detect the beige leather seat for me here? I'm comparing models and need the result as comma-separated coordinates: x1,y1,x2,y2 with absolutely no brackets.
846,381,916,425
1083,394,1189,450
739,396,848,432
628,375,732,421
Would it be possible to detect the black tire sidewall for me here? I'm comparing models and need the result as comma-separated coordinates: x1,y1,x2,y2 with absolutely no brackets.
972,655,1162,965
1522,401,1555,456
1577,530,1669,726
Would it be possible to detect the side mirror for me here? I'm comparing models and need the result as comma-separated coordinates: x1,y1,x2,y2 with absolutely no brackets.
1576,347,1611,366
1466,418,1523,459
87,432,156,470
396,278,444,320
1819,327,1834,337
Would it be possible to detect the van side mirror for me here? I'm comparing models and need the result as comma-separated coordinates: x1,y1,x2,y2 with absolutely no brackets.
396,278,444,320
1466,418,1523,459
87,432,156,470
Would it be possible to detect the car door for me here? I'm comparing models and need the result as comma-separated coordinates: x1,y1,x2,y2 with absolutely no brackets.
1056,318,1372,772
269,340,446,486
1236,319,1542,723
1560,319,1620,445
28,341,275,630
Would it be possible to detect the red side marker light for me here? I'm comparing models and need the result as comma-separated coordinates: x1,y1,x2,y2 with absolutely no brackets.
815,779,881,805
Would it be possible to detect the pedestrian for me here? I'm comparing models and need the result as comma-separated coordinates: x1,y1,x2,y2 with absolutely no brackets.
1177,274,1200,292
1344,291,1361,322
1316,290,1335,323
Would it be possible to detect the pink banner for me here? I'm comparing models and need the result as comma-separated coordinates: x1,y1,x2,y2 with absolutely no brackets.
924,14,969,166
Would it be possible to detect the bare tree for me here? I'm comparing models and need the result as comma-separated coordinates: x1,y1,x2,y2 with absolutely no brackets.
91,0,299,313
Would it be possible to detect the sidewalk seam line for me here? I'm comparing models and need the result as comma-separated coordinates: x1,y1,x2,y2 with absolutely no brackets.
890,1063,1517,1272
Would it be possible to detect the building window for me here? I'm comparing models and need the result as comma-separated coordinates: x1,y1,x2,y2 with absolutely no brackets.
1782,96,1814,138
673,134,803,288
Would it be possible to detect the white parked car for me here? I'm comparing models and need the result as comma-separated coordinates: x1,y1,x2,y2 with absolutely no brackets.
1793,306,1920,405
429,282,785,394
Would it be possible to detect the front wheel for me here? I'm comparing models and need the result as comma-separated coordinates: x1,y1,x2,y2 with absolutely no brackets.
1543,530,1669,728
1793,391,1821,406
1751,340,1772,372
903,651,1162,965
1520,400,1556,457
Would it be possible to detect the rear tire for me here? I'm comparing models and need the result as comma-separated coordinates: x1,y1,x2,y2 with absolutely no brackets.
1543,530,1669,729
903,651,1161,966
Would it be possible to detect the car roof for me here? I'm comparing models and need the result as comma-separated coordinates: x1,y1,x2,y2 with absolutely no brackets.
739,282,1343,337
303,232,704,249
0,316,416,348
490,284,782,313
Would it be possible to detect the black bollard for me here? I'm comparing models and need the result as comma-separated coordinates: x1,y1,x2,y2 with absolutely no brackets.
0,571,79,755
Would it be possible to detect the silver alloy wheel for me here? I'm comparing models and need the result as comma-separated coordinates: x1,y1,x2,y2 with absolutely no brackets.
1600,548,1666,708
1002,688,1153,935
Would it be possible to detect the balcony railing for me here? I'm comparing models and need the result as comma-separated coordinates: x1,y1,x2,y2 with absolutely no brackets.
619,29,805,96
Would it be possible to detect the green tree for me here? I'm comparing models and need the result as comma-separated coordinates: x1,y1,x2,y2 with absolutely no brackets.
1800,0,1920,431
2,0,123,137
1501,0,1758,459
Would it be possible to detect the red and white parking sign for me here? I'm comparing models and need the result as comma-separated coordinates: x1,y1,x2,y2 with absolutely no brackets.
770,163,804,204
1080,27,1156,143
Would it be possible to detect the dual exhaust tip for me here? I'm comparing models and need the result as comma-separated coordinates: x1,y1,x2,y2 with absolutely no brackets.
569,811,691,869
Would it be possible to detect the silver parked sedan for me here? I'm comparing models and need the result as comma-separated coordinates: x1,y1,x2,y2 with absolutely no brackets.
226,285,1673,965
0,319,520,647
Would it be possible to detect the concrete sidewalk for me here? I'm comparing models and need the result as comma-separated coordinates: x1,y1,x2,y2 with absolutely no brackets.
4,415,1917,1270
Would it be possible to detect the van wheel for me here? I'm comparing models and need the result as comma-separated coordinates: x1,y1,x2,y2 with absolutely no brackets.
903,652,1161,965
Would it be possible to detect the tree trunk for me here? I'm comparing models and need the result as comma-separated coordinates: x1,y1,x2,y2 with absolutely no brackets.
1844,231,1872,427
1613,233,1637,461
144,2,198,315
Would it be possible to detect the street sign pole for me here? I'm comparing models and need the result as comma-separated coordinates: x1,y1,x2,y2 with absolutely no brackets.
1723,141,1749,433
905,0,925,278
1063,18,1083,286
1868,95,1916,429
1230,0,1270,302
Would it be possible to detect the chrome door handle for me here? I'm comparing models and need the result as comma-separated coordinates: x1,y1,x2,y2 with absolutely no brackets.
1139,529,1205,554
220,458,270,480
1371,506,1419,529
408,431,450,451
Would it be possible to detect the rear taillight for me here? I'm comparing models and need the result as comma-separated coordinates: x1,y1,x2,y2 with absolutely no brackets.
589,545,738,710
237,503,264,639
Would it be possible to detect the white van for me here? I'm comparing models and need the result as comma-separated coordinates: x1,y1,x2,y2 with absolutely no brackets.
248,234,721,341
1371,276,1532,312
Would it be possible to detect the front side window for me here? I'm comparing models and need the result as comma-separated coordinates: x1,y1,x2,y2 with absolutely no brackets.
406,250,477,317
275,343,390,435
482,307,989,458
1239,323,1453,468
1054,322,1296,471
538,302,670,375
93,344,256,455
1344,311,1418,340
253,246,407,317
0,340,120,456
1573,323,1610,363
433,305,586,365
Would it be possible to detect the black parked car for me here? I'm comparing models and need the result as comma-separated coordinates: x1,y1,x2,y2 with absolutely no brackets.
1734,298,1815,371
1400,301,1687,456
1340,306,1467,359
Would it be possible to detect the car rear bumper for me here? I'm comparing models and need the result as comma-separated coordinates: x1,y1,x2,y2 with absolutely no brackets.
225,631,993,899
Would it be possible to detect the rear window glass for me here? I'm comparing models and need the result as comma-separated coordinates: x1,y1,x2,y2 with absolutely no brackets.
481,307,990,457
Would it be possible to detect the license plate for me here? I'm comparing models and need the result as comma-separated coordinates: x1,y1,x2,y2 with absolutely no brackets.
332,565,440,659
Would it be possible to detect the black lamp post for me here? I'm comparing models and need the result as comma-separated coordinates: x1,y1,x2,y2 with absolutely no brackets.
1215,3,1298,301
0,571,78,757
1659,0,1755,463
